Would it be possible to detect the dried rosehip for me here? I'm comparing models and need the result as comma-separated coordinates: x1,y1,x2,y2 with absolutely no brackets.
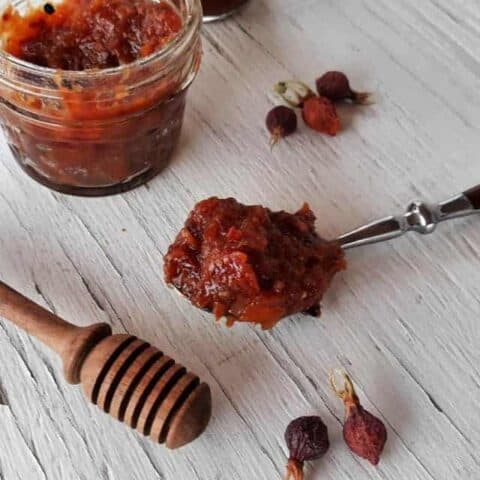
330,371,387,465
302,96,340,136
272,80,315,108
284,416,330,480
266,105,297,147
316,71,372,105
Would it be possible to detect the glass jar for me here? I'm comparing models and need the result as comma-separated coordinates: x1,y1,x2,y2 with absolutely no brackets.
0,0,202,196
202,0,249,22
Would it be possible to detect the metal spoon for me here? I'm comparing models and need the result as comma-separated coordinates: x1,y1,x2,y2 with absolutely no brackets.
169,185,480,324
337,185,480,249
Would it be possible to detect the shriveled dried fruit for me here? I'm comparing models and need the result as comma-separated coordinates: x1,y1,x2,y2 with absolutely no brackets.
266,105,297,147
330,371,387,465
272,80,315,108
284,416,330,480
302,96,340,136
316,71,372,105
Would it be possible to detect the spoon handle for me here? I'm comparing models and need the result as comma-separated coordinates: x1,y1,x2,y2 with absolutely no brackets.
337,185,480,250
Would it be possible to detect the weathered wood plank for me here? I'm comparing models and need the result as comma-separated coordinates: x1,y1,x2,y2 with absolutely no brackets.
0,0,479,478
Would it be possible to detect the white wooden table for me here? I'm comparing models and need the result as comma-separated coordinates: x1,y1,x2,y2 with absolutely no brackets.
1,0,480,478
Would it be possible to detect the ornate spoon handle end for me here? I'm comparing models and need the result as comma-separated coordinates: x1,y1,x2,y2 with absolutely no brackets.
338,185,479,250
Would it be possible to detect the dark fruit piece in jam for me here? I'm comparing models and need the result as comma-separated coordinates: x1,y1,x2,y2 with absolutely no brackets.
43,3,55,14
164,198,346,330
316,71,372,105
284,416,330,480
330,371,387,465
266,106,297,147
302,97,340,136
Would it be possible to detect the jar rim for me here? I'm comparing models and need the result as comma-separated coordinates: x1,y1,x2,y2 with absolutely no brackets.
0,0,202,79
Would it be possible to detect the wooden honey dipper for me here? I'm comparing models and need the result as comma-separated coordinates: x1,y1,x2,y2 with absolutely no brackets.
0,281,212,449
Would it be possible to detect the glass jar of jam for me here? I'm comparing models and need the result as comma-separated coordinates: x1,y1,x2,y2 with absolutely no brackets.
202,0,248,22
0,0,202,196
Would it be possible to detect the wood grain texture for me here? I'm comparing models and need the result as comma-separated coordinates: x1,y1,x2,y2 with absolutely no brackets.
0,0,480,478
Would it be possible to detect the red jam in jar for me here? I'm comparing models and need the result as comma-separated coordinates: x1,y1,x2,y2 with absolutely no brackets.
1,0,183,69
0,0,202,196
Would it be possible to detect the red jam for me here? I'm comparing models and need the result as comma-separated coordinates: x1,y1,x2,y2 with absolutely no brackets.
0,0,200,196
1,0,182,70
164,198,346,329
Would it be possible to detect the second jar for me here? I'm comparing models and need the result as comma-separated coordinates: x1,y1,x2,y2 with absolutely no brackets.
202,0,249,21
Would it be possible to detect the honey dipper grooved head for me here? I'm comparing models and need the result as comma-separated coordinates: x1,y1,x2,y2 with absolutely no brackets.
79,334,212,448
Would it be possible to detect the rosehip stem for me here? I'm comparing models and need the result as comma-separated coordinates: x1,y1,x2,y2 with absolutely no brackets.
329,370,360,409
352,90,373,105
270,129,281,149
285,459,304,480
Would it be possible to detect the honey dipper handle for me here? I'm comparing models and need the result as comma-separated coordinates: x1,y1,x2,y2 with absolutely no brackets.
0,281,111,384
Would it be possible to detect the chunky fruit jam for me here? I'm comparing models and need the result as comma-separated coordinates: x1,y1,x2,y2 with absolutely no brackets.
0,0,199,196
1,0,182,70
164,198,346,329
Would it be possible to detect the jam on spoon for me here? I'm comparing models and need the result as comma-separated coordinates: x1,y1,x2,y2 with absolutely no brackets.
164,197,346,329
